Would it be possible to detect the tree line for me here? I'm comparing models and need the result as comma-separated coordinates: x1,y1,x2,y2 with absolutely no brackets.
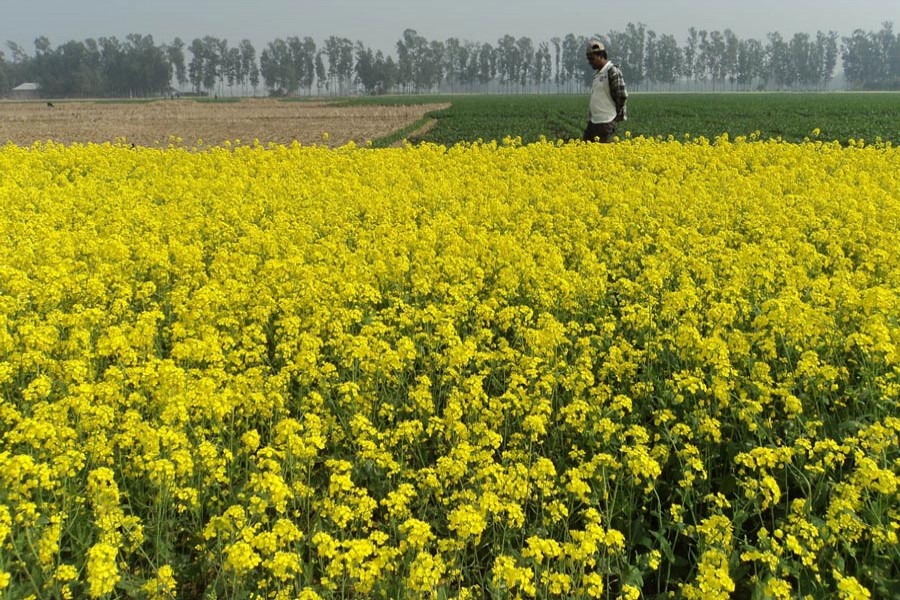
1,22,898,98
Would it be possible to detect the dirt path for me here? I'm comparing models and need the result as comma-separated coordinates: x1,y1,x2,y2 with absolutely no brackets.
389,117,441,147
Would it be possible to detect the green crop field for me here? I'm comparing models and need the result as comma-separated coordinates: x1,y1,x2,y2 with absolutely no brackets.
340,93,900,146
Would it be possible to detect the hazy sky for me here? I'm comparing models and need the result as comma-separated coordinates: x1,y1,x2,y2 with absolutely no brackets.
2,0,897,56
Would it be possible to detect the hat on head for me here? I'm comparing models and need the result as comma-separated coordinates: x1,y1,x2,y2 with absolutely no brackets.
587,39,605,54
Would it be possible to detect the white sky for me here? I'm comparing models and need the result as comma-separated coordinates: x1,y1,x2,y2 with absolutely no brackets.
2,0,897,56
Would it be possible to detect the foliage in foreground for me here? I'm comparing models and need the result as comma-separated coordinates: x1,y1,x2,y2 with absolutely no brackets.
0,137,898,599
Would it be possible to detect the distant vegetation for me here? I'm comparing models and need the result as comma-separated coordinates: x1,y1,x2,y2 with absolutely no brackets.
1,22,898,98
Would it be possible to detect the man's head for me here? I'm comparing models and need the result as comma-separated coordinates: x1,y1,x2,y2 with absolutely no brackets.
586,39,607,68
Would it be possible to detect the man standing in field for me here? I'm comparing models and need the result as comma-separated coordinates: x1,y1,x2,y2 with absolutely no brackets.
583,39,628,143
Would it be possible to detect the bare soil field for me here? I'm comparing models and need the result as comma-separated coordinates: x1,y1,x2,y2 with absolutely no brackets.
0,98,450,147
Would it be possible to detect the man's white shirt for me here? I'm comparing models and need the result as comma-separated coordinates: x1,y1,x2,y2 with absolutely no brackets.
589,63,617,124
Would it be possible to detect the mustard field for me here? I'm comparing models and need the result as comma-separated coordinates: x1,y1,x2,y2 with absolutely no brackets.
1,136,898,599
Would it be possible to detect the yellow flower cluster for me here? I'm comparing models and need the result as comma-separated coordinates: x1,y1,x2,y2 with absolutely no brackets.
0,135,898,598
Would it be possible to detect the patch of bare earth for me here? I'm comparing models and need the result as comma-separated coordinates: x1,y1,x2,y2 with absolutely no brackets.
0,99,451,148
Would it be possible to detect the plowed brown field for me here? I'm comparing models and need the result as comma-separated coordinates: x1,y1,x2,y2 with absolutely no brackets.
0,98,449,147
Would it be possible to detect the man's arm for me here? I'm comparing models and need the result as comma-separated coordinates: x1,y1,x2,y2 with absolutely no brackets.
608,66,628,121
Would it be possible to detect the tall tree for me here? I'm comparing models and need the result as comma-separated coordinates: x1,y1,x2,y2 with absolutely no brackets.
476,43,495,89
354,41,376,94
422,39,444,91
694,29,712,87
34,40,83,96
377,52,398,94
607,24,645,90
187,36,224,94
225,46,241,90
841,24,899,89
4,42,30,88
766,32,791,89
285,36,307,93
212,37,229,94
395,30,412,92
337,37,355,93
238,39,258,95
874,21,896,83
444,37,463,92
459,41,480,90
495,35,517,91
644,29,659,84
724,29,740,89
842,29,873,88
683,27,698,84
124,34,169,96
534,41,552,92
188,37,205,92
97,37,122,95
516,36,535,90
550,37,562,91
736,38,764,90
314,50,326,94
354,46,397,95
68,40,103,96
285,37,316,95
396,29,427,92
300,37,316,94
624,22,647,89
166,38,187,90
260,38,294,95
707,30,727,88
788,32,816,89
655,34,682,89
817,31,839,89
561,34,580,92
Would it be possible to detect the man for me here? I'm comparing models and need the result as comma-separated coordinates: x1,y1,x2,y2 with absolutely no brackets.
583,39,628,143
